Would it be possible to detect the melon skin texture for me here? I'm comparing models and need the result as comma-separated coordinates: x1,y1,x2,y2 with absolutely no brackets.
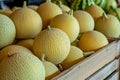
16,39,34,51
42,60,61,80
78,31,109,52
37,1,62,28
0,14,16,49
0,10,13,16
50,13,80,43
0,52,45,80
61,46,84,70
95,14,120,38
10,7,42,39
0,45,33,62
85,4,104,21
33,28,70,65
73,10,94,33
28,5,38,11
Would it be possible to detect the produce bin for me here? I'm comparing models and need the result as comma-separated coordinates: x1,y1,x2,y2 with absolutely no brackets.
52,40,120,80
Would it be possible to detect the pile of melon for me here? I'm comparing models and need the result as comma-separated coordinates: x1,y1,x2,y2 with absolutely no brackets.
0,0,120,80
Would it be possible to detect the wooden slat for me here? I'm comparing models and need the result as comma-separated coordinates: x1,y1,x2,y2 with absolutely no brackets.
52,41,119,80
86,59,119,80
105,71,119,80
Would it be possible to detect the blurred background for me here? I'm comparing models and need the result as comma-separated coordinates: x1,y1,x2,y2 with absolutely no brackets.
0,0,45,9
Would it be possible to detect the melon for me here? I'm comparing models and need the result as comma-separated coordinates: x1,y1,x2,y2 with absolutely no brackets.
0,52,45,80
61,46,84,70
16,39,34,51
0,14,16,49
95,13,120,38
58,1,70,13
41,54,60,80
60,4,70,13
85,4,104,21
28,5,38,11
0,45,33,62
33,26,70,64
78,31,109,52
10,1,42,39
73,10,94,33
37,0,62,28
50,11,80,42
0,9,12,16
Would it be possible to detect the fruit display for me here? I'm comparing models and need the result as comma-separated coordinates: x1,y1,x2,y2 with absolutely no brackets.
0,0,120,80
50,10,80,42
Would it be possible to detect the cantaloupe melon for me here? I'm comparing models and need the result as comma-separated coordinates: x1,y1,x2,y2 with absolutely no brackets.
28,5,38,11
15,39,34,51
61,46,84,70
78,31,109,52
0,14,16,49
37,0,62,28
73,10,94,33
41,54,60,80
10,1,42,39
0,52,45,80
85,4,104,21
0,45,33,62
0,9,12,16
50,12,80,43
33,26,70,65
95,13,120,38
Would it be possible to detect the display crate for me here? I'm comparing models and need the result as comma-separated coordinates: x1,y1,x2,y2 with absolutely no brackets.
52,40,120,80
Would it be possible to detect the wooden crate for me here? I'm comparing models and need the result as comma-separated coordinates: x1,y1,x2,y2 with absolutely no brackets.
86,59,119,80
52,40,120,80
105,70,119,80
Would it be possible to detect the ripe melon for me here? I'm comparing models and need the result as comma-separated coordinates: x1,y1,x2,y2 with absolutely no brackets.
37,0,62,28
0,45,33,62
95,13,120,38
61,46,84,70
73,10,94,33
58,1,70,14
16,39,34,51
50,13,80,42
33,27,70,64
71,39,79,46
60,4,70,13
41,54,60,80
28,5,38,11
10,1,42,39
0,14,16,49
85,4,104,21
0,52,45,80
78,31,109,52
0,9,12,16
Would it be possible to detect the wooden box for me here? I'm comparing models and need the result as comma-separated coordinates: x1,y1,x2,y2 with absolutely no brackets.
52,40,120,80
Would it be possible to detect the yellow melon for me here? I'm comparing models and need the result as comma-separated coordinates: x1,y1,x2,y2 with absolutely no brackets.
0,45,33,62
28,5,38,11
71,39,79,47
73,10,94,33
15,39,34,51
78,31,109,52
60,4,70,13
10,1,42,39
0,9,12,16
61,46,84,70
50,12,80,43
85,4,104,21
37,0,62,28
0,14,16,49
41,54,60,80
33,26,70,64
0,52,45,80
95,13,120,38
